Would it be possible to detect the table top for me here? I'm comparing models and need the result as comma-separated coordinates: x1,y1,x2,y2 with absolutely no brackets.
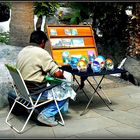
60,64,126,77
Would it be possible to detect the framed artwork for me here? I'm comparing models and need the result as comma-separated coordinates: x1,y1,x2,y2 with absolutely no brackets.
61,38,72,47
64,29,72,35
71,38,85,47
50,38,62,48
71,28,78,35
64,28,78,36
50,29,57,36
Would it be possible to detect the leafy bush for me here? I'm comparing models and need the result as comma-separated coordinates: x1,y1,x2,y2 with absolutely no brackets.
0,32,9,44
34,2,60,17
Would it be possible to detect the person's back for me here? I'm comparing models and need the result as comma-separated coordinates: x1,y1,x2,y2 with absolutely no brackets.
16,30,76,126
17,44,59,83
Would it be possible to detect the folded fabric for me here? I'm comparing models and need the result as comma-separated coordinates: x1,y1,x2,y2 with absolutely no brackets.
47,82,76,101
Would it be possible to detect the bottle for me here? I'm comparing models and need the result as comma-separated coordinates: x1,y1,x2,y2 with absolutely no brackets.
87,50,95,63
62,51,71,65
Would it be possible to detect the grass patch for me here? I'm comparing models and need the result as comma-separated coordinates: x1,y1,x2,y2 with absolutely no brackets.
0,31,9,44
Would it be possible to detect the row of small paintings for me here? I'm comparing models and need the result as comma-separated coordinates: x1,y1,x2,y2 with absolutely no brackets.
50,38,85,48
50,28,78,36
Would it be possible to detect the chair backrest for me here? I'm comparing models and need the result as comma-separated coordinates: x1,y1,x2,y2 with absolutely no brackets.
5,64,33,105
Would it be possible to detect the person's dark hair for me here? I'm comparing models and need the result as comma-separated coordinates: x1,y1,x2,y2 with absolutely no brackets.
30,30,48,45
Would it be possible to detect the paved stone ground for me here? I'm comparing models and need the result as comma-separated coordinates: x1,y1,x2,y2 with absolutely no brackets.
0,84,140,139
99,75,133,89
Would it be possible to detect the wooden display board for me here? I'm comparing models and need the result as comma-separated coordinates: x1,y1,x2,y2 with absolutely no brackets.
46,24,98,66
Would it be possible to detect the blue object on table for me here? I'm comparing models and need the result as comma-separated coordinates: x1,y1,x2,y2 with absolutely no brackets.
70,55,81,69
91,61,101,73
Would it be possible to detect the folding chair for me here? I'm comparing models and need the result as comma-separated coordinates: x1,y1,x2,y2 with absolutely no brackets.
5,64,65,134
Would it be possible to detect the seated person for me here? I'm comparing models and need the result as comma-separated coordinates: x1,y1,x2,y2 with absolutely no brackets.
16,30,76,126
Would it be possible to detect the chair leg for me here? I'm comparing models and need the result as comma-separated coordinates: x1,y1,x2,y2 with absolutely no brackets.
5,100,35,134
52,89,65,126
6,100,17,126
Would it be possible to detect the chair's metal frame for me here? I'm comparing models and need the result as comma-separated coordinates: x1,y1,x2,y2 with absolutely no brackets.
5,64,65,134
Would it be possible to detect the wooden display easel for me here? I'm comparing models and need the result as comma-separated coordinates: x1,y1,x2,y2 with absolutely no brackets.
46,24,98,66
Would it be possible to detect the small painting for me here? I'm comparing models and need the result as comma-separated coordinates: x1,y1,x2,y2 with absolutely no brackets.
64,29,72,35
50,38,62,48
71,28,78,35
61,38,72,47
50,29,57,36
71,38,85,47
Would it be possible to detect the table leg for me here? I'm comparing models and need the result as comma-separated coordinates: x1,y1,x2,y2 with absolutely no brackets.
92,76,112,104
73,75,93,103
80,75,113,116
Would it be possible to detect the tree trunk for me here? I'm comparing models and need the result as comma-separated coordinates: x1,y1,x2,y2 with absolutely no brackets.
36,15,42,31
9,2,34,47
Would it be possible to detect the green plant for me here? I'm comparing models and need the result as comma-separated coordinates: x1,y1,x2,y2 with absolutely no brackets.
0,32,9,44
34,2,60,17
59,2,91,24
33,2,61,30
